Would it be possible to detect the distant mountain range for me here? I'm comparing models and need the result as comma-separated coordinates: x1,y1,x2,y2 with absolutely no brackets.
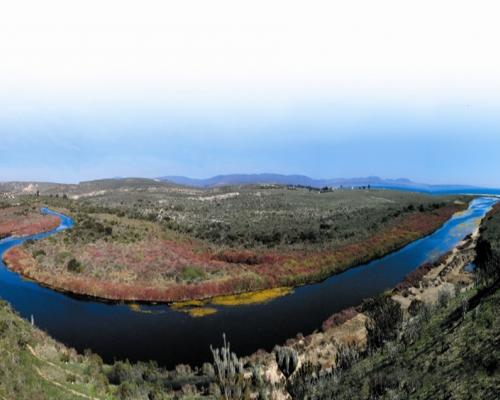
157,174,487,193
2,175,499,196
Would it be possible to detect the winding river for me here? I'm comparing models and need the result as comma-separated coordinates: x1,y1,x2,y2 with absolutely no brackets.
0,197,497,368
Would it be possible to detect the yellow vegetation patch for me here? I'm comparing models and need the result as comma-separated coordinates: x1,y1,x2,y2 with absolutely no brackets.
210,287,293,306
170,287,292,317
170,299,217,318
128,303,157,314
178,307,218,317
170,299,205,309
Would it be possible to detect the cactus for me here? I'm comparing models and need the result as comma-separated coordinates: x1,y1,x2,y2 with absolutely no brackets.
274,346,299,379
210,333,246,400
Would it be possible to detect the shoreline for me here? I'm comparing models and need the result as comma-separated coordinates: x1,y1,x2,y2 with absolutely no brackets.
244,216,484,395
2,203,467,304
0,214,60,241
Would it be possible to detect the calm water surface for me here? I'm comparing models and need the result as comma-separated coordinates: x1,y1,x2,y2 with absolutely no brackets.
0,198,497,368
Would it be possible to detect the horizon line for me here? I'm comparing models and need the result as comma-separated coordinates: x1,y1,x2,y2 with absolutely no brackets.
1,173,498,190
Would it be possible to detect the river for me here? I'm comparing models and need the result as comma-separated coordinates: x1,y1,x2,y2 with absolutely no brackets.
0,197,497,368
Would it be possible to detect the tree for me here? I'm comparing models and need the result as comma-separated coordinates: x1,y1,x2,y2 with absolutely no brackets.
362,295,403,349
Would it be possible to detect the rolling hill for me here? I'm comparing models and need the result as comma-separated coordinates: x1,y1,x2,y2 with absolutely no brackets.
157,173,484,193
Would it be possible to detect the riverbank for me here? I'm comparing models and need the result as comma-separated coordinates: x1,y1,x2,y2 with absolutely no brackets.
0,298,112,399
2,202,466,303
279,201,500,399
243,207,491,399
0,297,218,400
0,206,60,239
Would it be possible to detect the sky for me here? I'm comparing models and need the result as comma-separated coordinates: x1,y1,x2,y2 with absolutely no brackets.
1,1,500,186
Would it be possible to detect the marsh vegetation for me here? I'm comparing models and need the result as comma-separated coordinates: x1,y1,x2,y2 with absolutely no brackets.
3,183,467,302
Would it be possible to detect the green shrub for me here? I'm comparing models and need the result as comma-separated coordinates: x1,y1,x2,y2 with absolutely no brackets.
32,249,46,258
107,361,134,385
408,299,425,317
55,251,72,264
362,295,403,349
67,258,84,273
116,381,139,400
437,288,452,308
180,266,206,282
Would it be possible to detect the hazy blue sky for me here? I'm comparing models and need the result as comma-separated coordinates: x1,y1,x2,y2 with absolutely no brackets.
1,1,500,186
